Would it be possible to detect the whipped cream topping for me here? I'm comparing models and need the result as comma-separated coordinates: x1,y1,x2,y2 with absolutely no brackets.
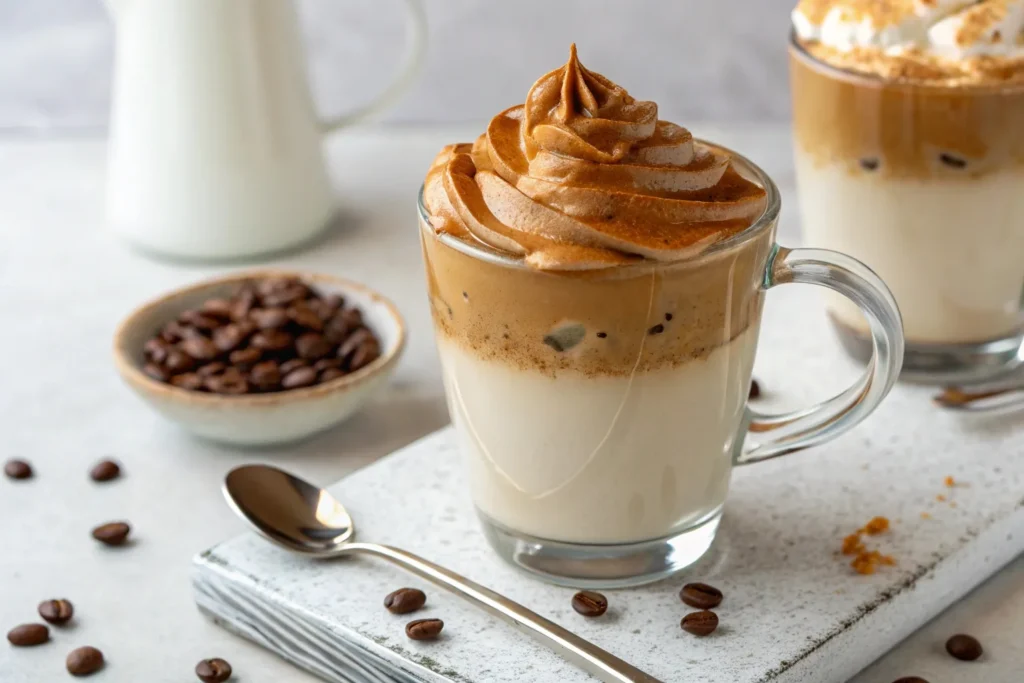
793,0,1024,62
424,45,767,271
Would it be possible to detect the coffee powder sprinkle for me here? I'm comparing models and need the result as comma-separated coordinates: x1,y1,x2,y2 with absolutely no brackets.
841,516,895,575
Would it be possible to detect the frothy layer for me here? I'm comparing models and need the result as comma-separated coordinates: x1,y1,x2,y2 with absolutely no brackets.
424,45,767,271
793,0,1024,83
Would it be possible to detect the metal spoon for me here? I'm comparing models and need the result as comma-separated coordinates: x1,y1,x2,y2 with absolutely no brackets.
223,464,661,683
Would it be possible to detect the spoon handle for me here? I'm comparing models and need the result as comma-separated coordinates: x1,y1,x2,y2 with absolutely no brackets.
345,542,663,683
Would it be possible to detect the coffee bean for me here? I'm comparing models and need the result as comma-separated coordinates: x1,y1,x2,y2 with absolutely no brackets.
313,358,343,372
197,362,227,378
144,338,170,364
296,333,332,360
945,634,982,661
892,678,930,683
143,363,170,382
279,359,309,375
213,323,252,353
338,328,373,360
282,366,317,389
349,338,381,371
257,276,301,297
859,158,880,171
250,361,282,391
384,588,427,614
170,373,203,391
320,368,346,382
38,599,74,625
7,623,49,646
251,330,292,352
325,314,352,344
262,285,308,307
195,657,233,682
249,307,289,330
92,521,131,546
66,646,104,676
160,321,190,343
89,460,121,482
4,458,33,480
229,347,262,368
648,323,665,335
571,591,608,617
164,349,196,373
230,288,256,321
288,304,324,332
749,379,761,399
681,610,719,636
180,311,221,332
680,583,723,609
180,336,219,361
339,307,363,328
205,371,249,395
200,298,233,320
405,618,444,640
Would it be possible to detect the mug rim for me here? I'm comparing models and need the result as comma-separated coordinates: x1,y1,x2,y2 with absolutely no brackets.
788,31,1024,95
416,139,781,272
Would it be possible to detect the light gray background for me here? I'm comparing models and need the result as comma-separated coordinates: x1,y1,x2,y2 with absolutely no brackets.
0,0,795,132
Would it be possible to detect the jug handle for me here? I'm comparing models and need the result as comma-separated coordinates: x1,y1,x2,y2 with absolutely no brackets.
320,0,428,132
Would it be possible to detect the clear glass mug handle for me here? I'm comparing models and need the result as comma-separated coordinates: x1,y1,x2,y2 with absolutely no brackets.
738,245,905,465
319,0,428,132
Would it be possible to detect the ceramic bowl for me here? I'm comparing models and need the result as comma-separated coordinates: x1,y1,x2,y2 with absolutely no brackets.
113,271,406,446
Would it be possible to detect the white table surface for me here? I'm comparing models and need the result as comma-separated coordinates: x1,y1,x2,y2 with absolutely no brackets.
0,124,1020,683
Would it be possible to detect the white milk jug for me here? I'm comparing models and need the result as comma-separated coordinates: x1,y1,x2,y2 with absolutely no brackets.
104,0,426,260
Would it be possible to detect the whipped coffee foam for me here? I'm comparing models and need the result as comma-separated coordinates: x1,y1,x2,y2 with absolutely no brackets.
794,0,1024,81
424,45,767,271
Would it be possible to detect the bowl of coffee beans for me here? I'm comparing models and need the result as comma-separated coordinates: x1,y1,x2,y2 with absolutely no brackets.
113,272,405,445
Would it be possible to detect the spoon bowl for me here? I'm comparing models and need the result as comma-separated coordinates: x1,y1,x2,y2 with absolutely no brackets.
225,465,354,554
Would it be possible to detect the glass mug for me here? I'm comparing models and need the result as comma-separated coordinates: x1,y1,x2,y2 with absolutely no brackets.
419,145,904,587
790,36,1024,383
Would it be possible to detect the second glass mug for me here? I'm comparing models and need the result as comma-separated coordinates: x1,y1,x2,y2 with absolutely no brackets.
419,146,904,587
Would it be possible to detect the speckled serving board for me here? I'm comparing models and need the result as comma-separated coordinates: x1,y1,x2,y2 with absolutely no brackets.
192,290,1023,683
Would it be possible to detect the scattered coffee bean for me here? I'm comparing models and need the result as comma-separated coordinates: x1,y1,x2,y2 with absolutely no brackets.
665,313,673,321
405,618,444,640
7,623,49,646
89,460,121,482
680,583,723,609
596,332,607,339
571,591,608,617
945,634,982,661
195,657,233,682
384,588,427,615
92,521,131,546
859,158,880,171
4,458,33,480
681,610,719,636
647,323,664,335
749,379,761,399
142,277,383,395
38,599,74,625
66,646,104,676
892,678,930,683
